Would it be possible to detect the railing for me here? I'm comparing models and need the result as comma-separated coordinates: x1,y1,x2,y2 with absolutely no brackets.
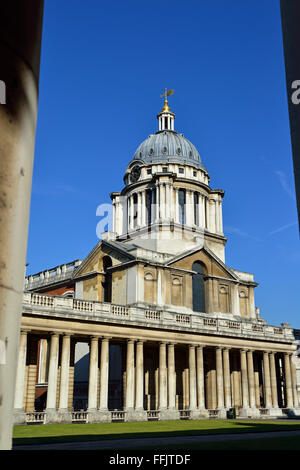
73,300,93,312
145,310,161,321
176,314,190,325
111,305,129,316
147,410,160,420
111,411,126,421
26,412,45,424
179,410,191,419
203,318,217,327
31,294,54,307
252,325,264,332
72,411,87,422
208,409,219,418
22,292,295,342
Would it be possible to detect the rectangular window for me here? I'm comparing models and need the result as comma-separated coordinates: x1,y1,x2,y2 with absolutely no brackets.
162,167,168,173
194,192,199,225
147,169,152,174
179,168,184,174
178,189,185,224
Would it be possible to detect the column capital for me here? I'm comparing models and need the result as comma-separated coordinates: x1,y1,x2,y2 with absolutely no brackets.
50,332,60,338
20,328,30,334
90,335,100,341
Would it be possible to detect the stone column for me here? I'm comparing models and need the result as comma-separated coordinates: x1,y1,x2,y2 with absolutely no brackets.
13,330,28,424
156,184,160,221
290,355,299,408
159,342,168,414
174,187,179,223
240,349,249,416
223,348,231,409
125,340,135,415
284,353,294,408
247,350,260,416
87,337,99,419
269,353,279,409
141,190,146,226
186,190,192,225
45,333,60,422
130,194,134,230
196,346,208,416
219,200,223,233
167,344,175,410
189,346,197,416
208,199,216,232
99,337,110,420
263,352,272,409
216,347,226,416
135,341,146,420
165,183,170,219
137,192,142,227
58,334,71,422
38,339,48,383
0,1,44,450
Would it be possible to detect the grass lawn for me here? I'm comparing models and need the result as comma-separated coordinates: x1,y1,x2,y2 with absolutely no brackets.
13,419,300,446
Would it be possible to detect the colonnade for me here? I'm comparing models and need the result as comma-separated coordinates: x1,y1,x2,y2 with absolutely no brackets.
121,184,223,234
14,330,299,423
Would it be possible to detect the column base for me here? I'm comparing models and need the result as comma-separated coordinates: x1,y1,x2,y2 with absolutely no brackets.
57,409,72,423
87,409,111,423
216,408,227,419
45,408,59,424
13,409,27,425
238,407,252,418
159,409,181,421
125,408,148,422
189,409,209,419
248,407,261,418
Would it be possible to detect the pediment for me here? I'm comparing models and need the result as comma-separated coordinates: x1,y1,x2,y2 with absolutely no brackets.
166,245,238,280
73,240,134,278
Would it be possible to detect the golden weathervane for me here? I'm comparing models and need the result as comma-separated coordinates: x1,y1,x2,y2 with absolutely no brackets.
160,88,174,112
160,88,174,100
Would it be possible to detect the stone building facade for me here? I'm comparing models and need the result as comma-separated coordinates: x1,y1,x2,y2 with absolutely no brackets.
14,96,299,424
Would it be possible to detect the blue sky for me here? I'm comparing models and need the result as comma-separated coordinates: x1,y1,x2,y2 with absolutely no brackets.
27,0,299,328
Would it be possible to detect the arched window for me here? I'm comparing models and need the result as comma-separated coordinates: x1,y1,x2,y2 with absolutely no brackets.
102,256,112,302
192,261,206,312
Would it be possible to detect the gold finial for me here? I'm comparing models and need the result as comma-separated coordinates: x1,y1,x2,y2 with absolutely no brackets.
160,88,174,112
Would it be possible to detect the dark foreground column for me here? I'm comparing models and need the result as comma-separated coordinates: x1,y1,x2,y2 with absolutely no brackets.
0,1,44,450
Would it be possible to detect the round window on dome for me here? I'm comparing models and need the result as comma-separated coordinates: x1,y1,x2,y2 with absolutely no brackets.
176,147,181,155
189,151,193,158
163,146,167,154
149,148,154,156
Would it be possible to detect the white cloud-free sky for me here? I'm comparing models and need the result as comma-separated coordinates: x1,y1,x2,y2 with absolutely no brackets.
27,0,299,328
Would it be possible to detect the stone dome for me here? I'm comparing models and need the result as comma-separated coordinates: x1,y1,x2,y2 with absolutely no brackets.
131,130,207,171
